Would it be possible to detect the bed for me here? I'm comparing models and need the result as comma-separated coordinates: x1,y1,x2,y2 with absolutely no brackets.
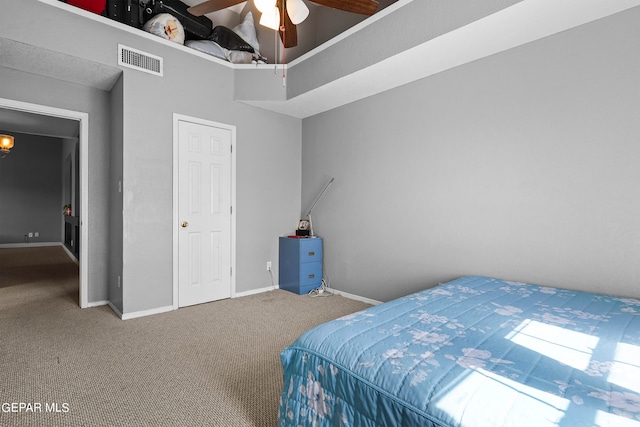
278,276,640,426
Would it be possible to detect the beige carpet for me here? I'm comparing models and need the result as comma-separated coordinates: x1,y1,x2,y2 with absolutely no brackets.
0,246,371,426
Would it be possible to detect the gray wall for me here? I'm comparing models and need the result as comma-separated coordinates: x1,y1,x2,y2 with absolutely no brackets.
0,132,63,244
112,21,301,313
301,8,640,301
1,0,300,314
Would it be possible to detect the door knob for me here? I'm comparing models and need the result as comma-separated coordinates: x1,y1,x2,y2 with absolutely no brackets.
181,221,189,228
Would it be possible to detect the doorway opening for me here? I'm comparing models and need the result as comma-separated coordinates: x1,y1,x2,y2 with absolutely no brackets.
0,97,89,307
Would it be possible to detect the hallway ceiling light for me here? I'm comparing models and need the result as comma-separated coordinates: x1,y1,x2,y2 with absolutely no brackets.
0,134,14,157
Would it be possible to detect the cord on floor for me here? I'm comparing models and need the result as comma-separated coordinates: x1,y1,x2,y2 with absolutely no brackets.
308,278,333,298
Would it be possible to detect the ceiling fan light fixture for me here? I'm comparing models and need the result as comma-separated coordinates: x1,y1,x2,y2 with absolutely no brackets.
260,6,280,30
254,0,275,13
286,0,309,25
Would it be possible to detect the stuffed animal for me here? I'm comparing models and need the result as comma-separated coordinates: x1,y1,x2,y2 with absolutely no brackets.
143,13,185,45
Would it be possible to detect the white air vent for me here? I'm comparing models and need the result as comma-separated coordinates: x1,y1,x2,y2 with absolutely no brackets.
118,44,163,77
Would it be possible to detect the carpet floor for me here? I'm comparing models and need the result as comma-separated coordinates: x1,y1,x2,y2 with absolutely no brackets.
0,246,371,426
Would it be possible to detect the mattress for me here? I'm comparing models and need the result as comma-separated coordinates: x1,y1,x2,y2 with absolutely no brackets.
278,276,640,426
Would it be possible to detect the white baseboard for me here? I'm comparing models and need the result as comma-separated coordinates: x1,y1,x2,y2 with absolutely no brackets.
234,285,278,298
331,289,382,306
107,302,124,318
60,244,79,265
120,304,175,320
232,284,381,306
103,286,377,320
110,301,176,320
87,300,109,308
108,287,277,320
0,242,61,248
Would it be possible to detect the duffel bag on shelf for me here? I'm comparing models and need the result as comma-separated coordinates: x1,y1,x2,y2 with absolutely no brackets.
60,0,107,15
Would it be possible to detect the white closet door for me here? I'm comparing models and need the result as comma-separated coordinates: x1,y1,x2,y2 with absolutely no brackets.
178,120,232,307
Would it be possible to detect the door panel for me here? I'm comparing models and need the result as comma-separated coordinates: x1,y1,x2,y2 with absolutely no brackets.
178,120,231,307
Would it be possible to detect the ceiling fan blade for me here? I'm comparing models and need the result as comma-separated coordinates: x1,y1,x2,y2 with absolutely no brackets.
281,17,298,48
277,0,298,48
187,0,246,16
309,0,378,15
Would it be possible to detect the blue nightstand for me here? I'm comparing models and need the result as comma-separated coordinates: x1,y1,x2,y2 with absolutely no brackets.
279,237,323,295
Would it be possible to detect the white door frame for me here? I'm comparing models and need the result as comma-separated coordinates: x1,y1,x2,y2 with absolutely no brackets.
0,97,89,308
172,113,236,309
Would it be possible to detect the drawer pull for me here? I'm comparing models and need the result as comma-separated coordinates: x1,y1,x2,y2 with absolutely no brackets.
308,251,315,257
308,274,315,279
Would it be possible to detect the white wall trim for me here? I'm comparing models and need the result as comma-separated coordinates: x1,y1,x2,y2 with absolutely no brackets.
330,289,382,306
122,305,174,320
107,301,123,318
60,244,79,265
233,285,278,299
87,300,109,308
107,301,174,320
172,113,237,310
0,97,89,308
232,286,381,305
0,242,61,248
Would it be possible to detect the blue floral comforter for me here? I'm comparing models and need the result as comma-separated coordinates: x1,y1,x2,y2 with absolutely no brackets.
279,276,640,426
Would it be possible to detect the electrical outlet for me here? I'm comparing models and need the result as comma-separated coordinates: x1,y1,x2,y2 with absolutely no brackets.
34,232,39,238
28,232,33,238
266,261,272,271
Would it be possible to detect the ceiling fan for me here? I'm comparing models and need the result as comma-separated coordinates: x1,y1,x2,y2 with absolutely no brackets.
187,0,379,48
